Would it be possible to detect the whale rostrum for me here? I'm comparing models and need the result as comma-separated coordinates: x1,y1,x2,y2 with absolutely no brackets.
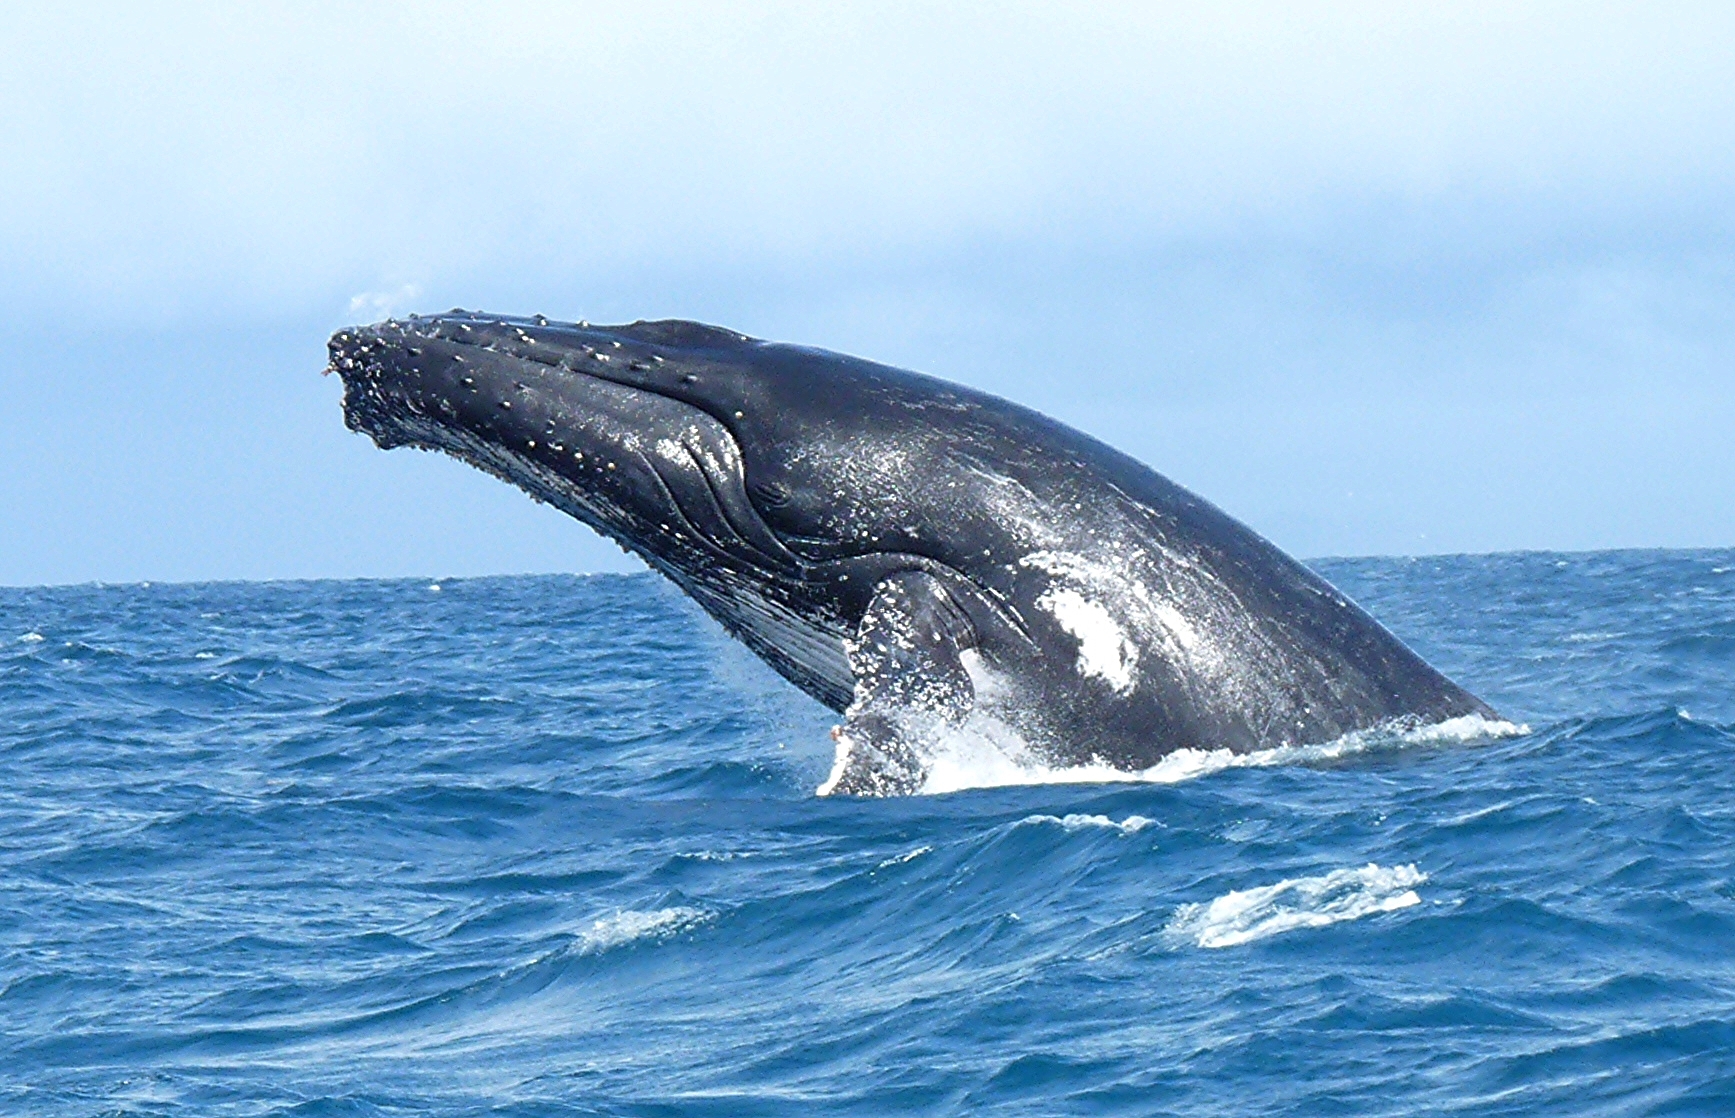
330,313,1496,795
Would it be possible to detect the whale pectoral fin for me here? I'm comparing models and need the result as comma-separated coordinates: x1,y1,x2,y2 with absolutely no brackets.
818,571,976,797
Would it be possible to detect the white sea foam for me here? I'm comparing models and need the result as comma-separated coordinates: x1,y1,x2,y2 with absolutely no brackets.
1166,863,1427,948
915,713,1526,796
1019,813,1154,834
574,907,711,954
18,632,45,643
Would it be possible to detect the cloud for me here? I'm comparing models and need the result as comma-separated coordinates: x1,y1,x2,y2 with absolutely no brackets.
347,284,423,323
1,3,1731,323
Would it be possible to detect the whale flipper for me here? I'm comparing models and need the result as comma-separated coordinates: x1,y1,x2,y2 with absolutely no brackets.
820,572,977,796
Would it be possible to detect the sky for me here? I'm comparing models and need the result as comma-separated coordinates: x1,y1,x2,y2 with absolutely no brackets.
2,2,1732,585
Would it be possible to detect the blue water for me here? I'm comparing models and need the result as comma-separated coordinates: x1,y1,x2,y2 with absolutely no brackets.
4,549,1734,1116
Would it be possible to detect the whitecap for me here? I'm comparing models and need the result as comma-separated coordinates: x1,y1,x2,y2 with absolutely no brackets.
18,632,45,643
876,845,932,868
574,906,710,954
916,713,1527,796
1440,799,1513,827
1166,863,1427,949
1019,813,1154,834
679,850,749,863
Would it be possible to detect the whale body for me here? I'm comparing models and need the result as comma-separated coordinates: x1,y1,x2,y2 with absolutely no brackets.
330,313,1495,794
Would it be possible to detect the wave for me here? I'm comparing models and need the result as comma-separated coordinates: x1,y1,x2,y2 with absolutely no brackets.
875,845,933,868
1165,863,1427,949
1017,813,1154,834
915,713,1527,796
573,907,712,954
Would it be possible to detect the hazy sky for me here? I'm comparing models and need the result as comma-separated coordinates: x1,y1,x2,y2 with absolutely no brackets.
3,3,1732,585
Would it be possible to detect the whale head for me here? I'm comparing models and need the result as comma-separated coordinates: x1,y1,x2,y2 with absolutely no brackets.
327,311,1015,708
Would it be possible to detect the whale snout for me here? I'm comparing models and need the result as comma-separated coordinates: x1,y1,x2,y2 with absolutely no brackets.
330,318,524,453
329,320,426,448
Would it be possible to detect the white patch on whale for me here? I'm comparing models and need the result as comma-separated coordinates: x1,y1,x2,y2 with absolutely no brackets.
1152,602,1199,652
1034,586,1138,693
1020,548,1219,676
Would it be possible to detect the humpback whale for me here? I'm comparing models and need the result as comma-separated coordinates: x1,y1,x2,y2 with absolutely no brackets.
330,312,1495,795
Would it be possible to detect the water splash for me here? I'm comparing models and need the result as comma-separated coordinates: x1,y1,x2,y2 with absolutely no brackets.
916,713,1527,796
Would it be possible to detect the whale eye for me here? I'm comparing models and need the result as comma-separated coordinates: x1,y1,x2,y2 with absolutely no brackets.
750,480,792,509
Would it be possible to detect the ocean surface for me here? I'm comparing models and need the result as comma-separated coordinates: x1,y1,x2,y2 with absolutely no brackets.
4,548,1734,1116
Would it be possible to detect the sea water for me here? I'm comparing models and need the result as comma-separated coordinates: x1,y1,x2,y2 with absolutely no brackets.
2,549,1733,1115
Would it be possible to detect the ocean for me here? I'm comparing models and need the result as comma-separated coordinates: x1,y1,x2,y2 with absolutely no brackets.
3,548,1733,1116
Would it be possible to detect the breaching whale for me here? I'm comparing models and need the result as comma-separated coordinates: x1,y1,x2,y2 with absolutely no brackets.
329,312,1496,795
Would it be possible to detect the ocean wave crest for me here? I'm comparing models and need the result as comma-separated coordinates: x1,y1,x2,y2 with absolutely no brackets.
574,907,711,954
1018,813,1154,834
1166,863,1427,949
